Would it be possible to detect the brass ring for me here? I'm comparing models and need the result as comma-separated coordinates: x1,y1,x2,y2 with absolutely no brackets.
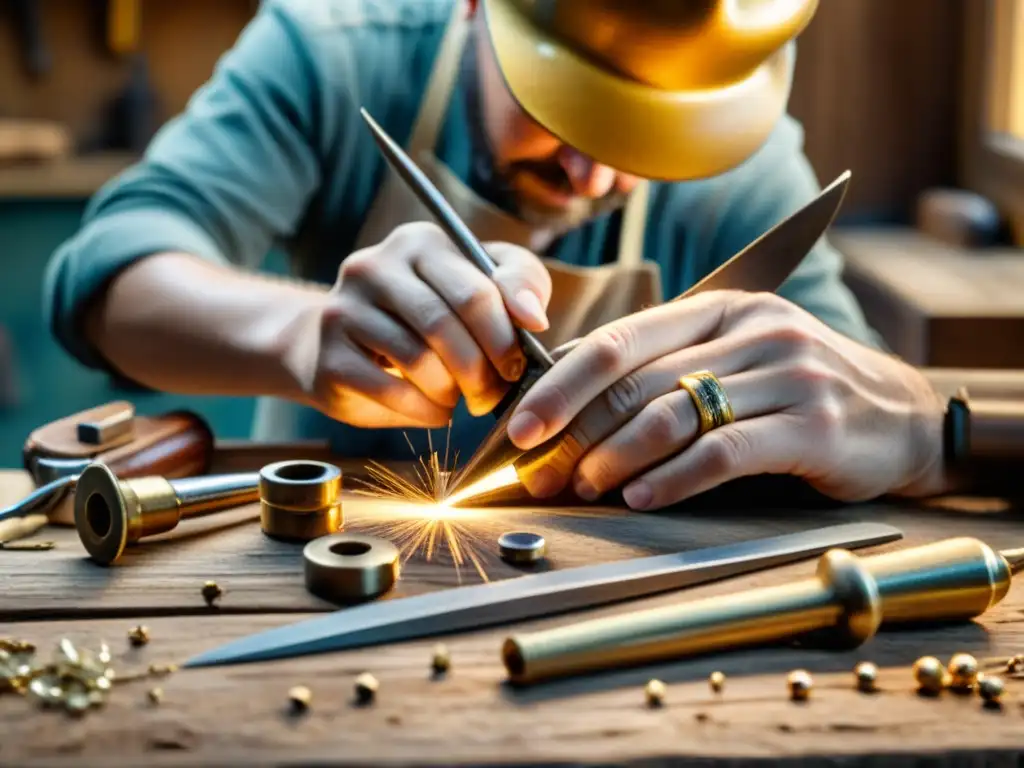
259,460,344,541
677,370,735,435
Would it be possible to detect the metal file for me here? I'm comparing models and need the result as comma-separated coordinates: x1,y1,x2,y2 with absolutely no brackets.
183,521,901,668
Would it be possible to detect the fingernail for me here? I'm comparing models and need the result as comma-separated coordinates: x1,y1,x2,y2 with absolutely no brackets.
514,290,548,330
574,478,598,501
623,482,652,510
508,411,544,447
502,354,526,382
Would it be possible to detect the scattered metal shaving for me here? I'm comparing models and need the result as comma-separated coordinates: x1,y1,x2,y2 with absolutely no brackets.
0,636,178,715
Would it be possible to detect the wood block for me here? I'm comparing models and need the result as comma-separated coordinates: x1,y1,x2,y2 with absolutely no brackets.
834,227,1024,368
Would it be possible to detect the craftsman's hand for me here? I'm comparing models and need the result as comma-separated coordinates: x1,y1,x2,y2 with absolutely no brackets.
309,222,551,428
506,291,951,508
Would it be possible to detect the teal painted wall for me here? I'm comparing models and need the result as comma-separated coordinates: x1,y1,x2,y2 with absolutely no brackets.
0,200,263,468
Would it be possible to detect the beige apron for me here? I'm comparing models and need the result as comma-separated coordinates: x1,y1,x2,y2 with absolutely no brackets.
352,2,662,351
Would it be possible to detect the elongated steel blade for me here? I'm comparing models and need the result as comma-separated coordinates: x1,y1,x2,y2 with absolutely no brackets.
182,521,900,668
678,170,851,299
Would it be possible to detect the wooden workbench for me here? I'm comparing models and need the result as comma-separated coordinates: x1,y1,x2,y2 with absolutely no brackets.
2,448,1024,766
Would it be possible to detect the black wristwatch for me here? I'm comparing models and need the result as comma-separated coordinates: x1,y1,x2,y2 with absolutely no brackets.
943,387,971,476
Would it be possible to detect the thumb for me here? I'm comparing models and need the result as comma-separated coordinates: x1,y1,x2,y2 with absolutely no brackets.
485,242,552,333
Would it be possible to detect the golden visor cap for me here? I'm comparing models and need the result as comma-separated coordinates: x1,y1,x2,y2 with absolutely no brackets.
480,0,819,181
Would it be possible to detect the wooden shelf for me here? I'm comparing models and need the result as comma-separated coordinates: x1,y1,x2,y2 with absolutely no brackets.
0,153,137,200
834,226,1024,368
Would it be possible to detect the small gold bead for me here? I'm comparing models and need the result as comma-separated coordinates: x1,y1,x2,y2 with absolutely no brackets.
947,653,979,691
644,678,666,707
854,661,878,692
289,685,312,712
787,670,812,701
201,581,224,607
913,656,947,695
1006,654,1023,674
127,625,149,647
355,672,378,704
708,671,725,693
431,644,450,674
978,674,1005,704
148,687,163,704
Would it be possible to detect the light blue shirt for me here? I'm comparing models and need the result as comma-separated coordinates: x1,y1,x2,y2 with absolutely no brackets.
43,0,881,460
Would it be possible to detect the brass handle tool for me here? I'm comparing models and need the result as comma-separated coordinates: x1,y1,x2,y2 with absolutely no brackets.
503,537,1024,685
74,462,260,565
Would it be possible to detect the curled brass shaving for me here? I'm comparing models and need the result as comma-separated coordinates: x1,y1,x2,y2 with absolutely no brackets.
1,636,180,715
644,678,666,707
1,638,115,714
354,672,378,704
202,581,224,607
431,644,450,675
978,674,1005,704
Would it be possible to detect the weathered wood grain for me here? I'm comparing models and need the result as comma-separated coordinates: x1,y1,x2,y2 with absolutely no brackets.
5,466,1023,620
4,465,1024,764
2,593,1024,766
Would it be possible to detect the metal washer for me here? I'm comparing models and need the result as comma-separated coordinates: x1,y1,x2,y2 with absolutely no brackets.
304,532,400,604
498,531,546,564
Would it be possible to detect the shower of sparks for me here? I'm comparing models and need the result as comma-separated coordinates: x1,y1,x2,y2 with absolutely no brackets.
349,421,617,583
350,422,509,583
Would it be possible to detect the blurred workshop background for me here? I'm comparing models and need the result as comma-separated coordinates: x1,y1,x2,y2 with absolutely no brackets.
0,0,1022,467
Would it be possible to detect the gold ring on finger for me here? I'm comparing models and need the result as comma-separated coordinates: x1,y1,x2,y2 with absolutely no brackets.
677,370,735,435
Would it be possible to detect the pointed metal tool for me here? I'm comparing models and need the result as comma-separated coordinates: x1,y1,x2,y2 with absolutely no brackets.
182,521,900,668
444,170,853,500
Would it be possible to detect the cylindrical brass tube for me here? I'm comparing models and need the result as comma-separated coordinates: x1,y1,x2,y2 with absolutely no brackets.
74,462,260,565
503,549,881,685
864,536,1012,624
258,460,343,542
502,537,1014,685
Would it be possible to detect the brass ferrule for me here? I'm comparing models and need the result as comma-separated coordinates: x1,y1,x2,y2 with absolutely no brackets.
258,460,344,542
74,462,260,565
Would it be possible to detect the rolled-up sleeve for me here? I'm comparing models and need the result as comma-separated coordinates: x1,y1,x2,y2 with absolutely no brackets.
42,0,324,371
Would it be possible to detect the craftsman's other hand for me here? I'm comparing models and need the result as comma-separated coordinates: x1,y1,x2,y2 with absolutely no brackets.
506,290,950,508
310,222,551,428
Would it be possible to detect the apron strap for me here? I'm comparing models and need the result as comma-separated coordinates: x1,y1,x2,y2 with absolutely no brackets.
616,180,650,268
407,2,471,157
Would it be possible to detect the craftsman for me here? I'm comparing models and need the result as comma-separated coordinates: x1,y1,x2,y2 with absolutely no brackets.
42,0,952,509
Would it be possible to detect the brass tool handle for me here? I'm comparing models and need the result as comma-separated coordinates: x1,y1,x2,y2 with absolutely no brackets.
864,536,1013,624
75,464,260,565
503,537,1014,685
503,549,880,685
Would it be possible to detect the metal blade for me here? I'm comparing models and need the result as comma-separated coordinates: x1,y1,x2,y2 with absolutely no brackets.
182,521,901,668
678,170,851,299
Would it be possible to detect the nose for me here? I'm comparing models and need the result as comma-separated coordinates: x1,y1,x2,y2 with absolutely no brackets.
557,147,617,199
